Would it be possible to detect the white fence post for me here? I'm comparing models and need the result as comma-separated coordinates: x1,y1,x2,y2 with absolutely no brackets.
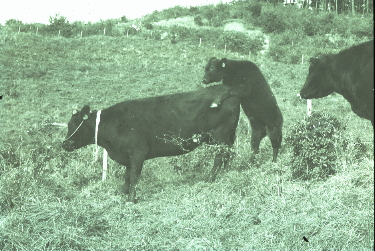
102,149,108,181
307,99,312,117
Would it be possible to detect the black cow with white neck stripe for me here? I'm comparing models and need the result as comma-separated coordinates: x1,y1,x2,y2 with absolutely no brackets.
62,85,241,203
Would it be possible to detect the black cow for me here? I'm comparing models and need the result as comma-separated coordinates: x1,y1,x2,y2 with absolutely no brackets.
62,85,241,202
202,57,283,163
300,40,374,128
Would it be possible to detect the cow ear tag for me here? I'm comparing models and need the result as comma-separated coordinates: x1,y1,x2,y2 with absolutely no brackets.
72,110,78,115
82,114,89,120
222,62,226,67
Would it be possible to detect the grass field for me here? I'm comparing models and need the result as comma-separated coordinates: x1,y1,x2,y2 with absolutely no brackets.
1,25,374,250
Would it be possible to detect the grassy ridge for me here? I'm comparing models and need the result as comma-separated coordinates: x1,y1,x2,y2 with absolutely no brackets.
1,29,374,250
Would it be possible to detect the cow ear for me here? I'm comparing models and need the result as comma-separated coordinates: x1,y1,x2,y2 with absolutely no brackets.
81,105,90,117
221,58,228,68
72,109,78,115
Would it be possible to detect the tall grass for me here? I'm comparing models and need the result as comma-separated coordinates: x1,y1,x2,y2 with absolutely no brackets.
1,17,373,251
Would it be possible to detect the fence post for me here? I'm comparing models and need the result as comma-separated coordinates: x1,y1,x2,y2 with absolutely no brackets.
81,30,83,38
199,38,201,47
307,99,312,117
224,44,226,53
58,30,61,36
104,28,106,35
102,149,108,181
36,27,38,35
18,26,20,34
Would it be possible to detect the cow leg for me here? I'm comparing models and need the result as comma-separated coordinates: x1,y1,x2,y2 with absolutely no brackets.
127,152,146,203
250,121,267,164
209,150,230,182
266,125,282,162
123,165,131,194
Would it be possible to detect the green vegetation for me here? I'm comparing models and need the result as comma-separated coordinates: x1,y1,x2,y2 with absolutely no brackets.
286,112,347,180
1,2,373,250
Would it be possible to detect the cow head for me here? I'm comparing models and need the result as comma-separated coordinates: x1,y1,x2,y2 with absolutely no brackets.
62,105,94,152
202,57,227,84
300,56,336,99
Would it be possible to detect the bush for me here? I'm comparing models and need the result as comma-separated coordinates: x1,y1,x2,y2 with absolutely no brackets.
258,12,287,33
248,3,262,17
286,112,347,181
303,20,319,36
220,31,264,55
143,22,154,30
120,15,128,23
48,14,73,38
168,25,191,39
194,16,204,26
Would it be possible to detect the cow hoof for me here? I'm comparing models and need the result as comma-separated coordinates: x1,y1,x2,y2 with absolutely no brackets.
210,103,219,108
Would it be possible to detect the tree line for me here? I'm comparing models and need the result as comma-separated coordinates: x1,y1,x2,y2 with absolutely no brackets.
264,0,373,14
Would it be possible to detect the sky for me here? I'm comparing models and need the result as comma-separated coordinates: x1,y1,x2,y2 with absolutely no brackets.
1,0,231,25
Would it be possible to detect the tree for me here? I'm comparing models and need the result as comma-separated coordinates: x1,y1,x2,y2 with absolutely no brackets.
48,14,72,37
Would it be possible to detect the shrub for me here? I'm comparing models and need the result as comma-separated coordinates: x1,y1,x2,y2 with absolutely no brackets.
143,22,154,30
168,25,191,39
143,10,160,23
189,6,199,15
248,2,262,17
112,24,137,36
219,31,264,55
258,12,287,33
5,19,23,26
303,20,319,36
194,16,204,26
200,4,215,23
120,15,128,23
48,14,73,38
286,112,347,181
214,2,231,23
